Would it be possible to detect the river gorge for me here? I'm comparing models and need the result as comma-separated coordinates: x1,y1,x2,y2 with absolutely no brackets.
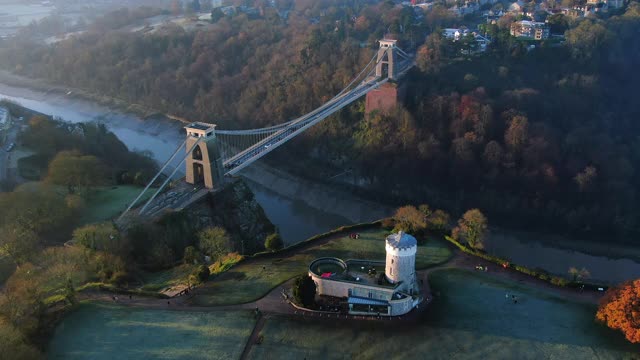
1,81,639,284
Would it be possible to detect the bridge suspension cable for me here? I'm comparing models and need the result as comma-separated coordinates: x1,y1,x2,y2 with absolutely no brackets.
117,138,188,222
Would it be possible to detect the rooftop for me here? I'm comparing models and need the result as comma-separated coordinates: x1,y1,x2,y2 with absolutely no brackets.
309,258,397,289
185,122,215,131
386,231,417,250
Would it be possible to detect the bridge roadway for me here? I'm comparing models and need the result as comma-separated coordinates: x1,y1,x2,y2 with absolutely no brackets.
223,76,390,176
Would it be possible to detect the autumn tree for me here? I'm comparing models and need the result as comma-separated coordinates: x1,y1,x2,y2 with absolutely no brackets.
505,115,529,154
393,205,427,234
453,209,488,250
0,226,38,266
596,279,640,343
0,320,40,360
197,227,231,261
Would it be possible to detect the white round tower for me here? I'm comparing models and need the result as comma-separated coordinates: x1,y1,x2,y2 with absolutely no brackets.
385,231,417,292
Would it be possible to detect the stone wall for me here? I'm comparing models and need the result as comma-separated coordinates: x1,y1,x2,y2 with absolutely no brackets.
364,82,406,115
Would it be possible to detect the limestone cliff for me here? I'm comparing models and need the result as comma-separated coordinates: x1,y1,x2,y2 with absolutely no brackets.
185,179,275,255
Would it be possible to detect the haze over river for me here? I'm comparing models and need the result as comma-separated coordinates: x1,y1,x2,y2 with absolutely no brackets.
1,82,639,284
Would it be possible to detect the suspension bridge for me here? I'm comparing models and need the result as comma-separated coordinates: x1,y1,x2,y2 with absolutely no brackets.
119,39,413,221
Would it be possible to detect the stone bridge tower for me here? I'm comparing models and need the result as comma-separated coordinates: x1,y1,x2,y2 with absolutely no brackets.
376,39,400,80
185,122,224,189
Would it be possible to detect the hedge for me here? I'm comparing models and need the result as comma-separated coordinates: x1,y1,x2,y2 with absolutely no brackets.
443,235,603,290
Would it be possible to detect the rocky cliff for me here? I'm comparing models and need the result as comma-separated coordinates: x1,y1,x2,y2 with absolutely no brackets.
185,179,275,255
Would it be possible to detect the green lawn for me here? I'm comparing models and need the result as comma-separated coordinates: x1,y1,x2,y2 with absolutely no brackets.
79,185,154,224
47,303,256,360
247,269,640,360
191,228,452,306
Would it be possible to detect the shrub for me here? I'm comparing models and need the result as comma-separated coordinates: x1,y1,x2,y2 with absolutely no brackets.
550,276,569,287
190,265,210,285
110,271,130,286
265,233,283,252
293,274,316,307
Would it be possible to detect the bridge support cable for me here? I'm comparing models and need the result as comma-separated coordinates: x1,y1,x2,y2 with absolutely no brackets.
117,138,188,222
138,137,205,216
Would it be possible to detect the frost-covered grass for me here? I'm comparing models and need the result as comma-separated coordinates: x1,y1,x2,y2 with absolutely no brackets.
247,269,640,360
48,303,256,360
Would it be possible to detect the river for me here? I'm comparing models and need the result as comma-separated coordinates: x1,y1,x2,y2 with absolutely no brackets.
1,82,639,284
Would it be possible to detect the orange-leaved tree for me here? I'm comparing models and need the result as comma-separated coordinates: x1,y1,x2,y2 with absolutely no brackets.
596,279,640,343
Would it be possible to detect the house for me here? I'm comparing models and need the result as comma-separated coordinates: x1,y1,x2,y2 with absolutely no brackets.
510,20,550,40
443,28,491,53
443,28,469,41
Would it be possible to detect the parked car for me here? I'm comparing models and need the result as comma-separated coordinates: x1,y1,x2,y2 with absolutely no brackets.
5,142,15,152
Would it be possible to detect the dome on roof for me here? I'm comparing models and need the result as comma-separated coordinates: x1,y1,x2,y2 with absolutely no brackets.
385,231,417,250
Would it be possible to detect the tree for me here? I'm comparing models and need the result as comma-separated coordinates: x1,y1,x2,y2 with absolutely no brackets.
211,8,225,23
568,267,590,282
72,223,124,255
265,233,283,252
189,264,210,285
293,274,316,307
46,151,109,194
574,166,597,192
428,209,451,233
453,209,488,250
183,245,200,264
0,321,40,360
197,227,230,261
565,19,610,60
417,33,444,74
505,115,529,153
393,205,427,234
596,279,640,343
0,226,38,266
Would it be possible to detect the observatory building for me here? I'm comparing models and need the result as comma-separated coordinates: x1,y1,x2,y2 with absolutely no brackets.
308,231,421,316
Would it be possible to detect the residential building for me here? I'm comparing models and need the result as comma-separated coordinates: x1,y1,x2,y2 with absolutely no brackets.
510,20,550,40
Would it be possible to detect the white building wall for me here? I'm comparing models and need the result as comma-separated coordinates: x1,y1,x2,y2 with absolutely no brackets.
385,244,416,292
310,273,395,300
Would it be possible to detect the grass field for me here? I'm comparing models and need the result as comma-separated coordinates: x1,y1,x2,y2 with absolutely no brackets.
247,269,640,359
47,303,256,360
192,228,452,306
79,185,154,224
